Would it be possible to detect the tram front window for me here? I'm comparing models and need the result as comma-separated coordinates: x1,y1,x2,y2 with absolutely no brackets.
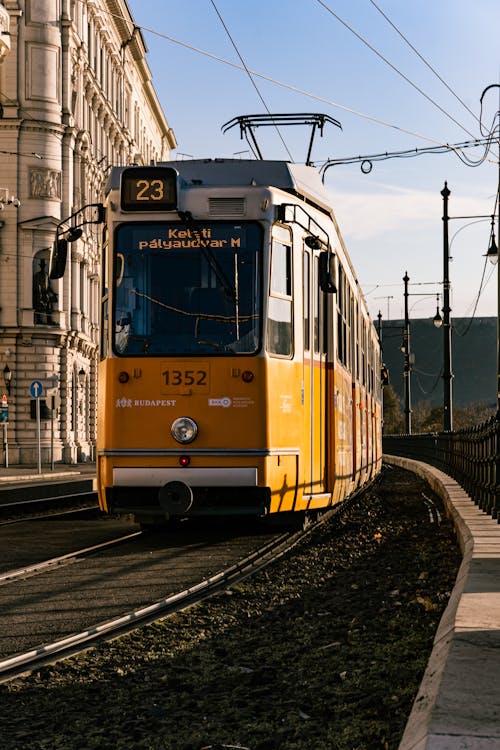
113,222,262,356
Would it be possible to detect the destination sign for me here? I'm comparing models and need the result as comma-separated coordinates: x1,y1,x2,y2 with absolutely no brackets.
121,166,177,212
138,227,242,251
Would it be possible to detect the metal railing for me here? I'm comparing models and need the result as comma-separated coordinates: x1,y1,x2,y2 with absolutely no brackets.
383,413,500,520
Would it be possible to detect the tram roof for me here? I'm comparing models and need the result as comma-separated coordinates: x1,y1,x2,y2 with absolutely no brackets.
107,159,332,214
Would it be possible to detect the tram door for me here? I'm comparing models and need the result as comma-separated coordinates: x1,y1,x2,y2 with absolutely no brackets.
303,250,326,496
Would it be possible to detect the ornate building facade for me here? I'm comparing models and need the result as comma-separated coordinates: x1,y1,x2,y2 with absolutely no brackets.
0,0,176,464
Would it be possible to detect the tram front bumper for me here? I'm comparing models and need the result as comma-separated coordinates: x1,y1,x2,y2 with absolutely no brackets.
106,466,270,519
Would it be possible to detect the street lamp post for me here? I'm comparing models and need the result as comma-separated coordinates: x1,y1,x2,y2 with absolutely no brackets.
402,272,412,433
377,310,382,343
479,85,500,414
402,273,443,434
441,183,453,431
2,362,12,468
440,180,498,430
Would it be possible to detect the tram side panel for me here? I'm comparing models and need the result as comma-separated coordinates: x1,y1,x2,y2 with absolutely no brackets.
264,357,303,513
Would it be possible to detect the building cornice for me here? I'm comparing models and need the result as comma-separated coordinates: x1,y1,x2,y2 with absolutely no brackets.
18,215,60,231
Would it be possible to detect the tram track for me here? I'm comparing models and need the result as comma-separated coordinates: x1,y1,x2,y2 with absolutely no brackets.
0,492,98,525
0,508,339,684
0,529,143,585
0,527,298,682
0,465,463,749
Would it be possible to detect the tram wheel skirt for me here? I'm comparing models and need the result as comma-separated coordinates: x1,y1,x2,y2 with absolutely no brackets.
106,484,270,519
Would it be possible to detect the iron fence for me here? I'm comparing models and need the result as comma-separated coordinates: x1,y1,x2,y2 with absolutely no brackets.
383,412,500,520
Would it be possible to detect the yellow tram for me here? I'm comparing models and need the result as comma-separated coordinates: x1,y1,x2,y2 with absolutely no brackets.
90,158,382,525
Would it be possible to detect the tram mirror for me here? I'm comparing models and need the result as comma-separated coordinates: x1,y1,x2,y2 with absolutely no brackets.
319,251,336,293
305,235,321,250
49,238,68,280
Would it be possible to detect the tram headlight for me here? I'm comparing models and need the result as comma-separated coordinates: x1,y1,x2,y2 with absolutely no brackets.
171,417,198,444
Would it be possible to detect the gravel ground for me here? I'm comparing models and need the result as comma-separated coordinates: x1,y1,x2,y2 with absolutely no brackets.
1,464,461,750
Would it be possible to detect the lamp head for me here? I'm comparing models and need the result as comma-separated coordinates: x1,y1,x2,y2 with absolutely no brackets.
484,216,498,265
433,310,443,328
433,294,443,328
485,234,498,265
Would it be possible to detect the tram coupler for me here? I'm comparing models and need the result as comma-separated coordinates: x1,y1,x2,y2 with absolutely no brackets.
159,480,194,516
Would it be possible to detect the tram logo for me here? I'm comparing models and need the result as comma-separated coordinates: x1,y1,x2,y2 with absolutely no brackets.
115,398,177,408
208,397,232,408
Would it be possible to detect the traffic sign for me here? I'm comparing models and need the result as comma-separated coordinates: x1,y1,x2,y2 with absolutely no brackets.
1,394,7,406
29,380,43,398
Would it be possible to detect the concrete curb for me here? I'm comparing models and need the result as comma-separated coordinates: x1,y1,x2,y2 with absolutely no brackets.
0,471,82,484
384,455,500,750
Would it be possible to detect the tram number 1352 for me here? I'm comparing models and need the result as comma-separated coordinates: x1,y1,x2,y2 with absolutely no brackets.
161,368,209,388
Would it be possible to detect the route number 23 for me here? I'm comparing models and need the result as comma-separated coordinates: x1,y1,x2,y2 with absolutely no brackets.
135,179,164,201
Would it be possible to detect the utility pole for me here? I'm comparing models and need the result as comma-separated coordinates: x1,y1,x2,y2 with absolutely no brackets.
441,182,453,431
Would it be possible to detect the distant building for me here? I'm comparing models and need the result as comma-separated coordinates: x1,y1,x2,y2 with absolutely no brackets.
380,317,496,409
0,0,176,465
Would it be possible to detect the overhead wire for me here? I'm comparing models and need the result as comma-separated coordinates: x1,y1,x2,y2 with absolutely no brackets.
91,2,480,153
0,149,44,159
455,256,497,336
367,0,481,128
314,0,479,141
413,366,443,397
319,137,493,172
208,0,294,161
479,84,500,137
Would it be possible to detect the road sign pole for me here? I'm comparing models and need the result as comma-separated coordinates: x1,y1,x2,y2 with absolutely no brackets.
50,395,54,471
29,380,44,473
3,422,7,469
36,396,41,474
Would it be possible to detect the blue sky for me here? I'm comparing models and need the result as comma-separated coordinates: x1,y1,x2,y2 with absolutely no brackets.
126,0,499,323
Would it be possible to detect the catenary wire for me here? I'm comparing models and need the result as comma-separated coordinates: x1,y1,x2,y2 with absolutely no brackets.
318,137,493,172
88,1,478,153
314,0,478,140
455,259,496,337
208,0,294,162
479,84,500,137
367,0,481,128
413,367,443,397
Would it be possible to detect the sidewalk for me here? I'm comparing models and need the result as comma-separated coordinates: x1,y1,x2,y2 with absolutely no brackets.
386,455,500,750
0,462,96,483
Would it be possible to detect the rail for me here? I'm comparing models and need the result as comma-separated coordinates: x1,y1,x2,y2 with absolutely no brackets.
383,412,500,520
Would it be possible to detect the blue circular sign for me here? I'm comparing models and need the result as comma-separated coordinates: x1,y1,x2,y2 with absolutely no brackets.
29,380,43,398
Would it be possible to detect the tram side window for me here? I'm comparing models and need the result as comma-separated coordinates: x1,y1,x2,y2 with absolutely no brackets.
369,338,375,394
303,252,310,351
267,239,293,357
361,321,367,385
337,264,348,367
314,256,319,352
100,227,108,359
354,303,360,381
